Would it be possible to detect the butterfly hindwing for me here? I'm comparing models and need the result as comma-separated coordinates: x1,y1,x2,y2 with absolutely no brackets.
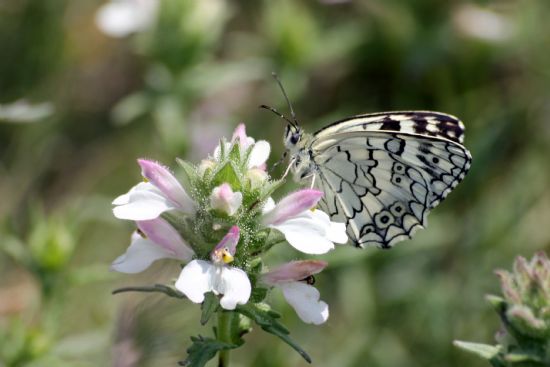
310,114,471,248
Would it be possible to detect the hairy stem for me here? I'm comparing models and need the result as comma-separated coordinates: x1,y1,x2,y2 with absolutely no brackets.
217,311,234,367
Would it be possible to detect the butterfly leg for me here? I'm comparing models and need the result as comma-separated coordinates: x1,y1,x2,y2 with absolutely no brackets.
310,175,316,189
281,158,295,180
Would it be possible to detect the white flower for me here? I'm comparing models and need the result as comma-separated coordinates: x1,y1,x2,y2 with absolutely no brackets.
210,183,243,216
262,189,348,254
95,0,158,38
175,226,251,310
111,218,194,273
113,159,195,221
214,123,271,170
263,260,329,325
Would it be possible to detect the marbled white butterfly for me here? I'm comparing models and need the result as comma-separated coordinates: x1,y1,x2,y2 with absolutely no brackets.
265,78,472,249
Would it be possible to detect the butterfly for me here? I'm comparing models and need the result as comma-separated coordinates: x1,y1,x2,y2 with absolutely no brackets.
263,78,472,249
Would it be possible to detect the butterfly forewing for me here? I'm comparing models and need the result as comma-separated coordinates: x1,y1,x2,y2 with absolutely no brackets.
308,112,471,248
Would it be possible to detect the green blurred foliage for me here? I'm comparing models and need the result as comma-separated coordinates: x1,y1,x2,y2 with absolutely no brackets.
1,0,549,366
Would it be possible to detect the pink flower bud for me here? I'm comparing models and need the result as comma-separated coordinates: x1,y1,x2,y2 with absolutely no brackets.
210,183,243,216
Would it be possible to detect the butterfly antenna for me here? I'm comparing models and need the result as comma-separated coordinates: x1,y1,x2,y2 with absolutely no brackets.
259,104,297,128
271,72,300,127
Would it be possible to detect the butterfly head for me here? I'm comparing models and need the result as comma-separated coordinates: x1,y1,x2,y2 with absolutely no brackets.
284,123,303,150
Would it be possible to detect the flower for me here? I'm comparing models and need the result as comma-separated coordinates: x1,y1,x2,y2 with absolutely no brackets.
175,226,251,310
113,159,195,220
263,260,329,325
262,190,348,254
111,217,194,273
210,183,243,216
95,0,158,38
214,123,271,170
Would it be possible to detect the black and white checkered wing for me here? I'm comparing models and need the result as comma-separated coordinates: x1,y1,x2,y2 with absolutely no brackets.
310,112,471,248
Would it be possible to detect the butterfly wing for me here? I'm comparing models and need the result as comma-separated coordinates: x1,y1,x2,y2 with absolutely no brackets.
310,112,471,248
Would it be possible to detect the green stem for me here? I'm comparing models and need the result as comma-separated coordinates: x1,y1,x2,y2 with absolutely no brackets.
217,311,233,367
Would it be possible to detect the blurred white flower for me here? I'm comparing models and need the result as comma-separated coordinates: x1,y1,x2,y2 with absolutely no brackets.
0,100,54,124
453,4,514,43
95,0,158,38
175,226,251,310
263,260,329,325
262,190,348,254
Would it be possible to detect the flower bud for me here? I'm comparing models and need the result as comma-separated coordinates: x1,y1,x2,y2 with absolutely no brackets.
210,183,243,216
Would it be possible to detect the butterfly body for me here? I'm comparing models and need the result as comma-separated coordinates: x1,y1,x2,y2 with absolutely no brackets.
283,111,472,249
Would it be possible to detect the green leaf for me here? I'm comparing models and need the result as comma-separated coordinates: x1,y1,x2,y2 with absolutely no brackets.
235,303,311,363
212,161,241,190
228,141,241,164
453,340,502,360
504,351,545,363
112,284,185,299
176,158,199,194
179,335,237,367
200,293,219,325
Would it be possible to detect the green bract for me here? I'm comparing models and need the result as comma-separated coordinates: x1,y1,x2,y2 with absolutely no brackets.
455,252,550,367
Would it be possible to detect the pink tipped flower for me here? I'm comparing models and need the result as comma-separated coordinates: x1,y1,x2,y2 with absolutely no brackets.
210,183,243,216
111,218,195,273
213,123,271,170
175,226,250,310
262,191,348,254
263,260,329,325
112,159,195,221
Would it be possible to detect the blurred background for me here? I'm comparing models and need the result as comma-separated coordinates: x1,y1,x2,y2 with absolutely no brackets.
1,0,549,366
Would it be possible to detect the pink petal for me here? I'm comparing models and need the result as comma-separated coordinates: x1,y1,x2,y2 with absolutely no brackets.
262,189,323,225
137,218,194,261
263,260,328,285
137,159,194,213
212,226,240,258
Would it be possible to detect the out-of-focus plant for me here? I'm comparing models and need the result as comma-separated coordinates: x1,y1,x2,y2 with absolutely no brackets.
111,124,347,366
455,252,550,366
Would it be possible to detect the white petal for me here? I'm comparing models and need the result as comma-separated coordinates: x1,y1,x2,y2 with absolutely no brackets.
111,234,175,273
311,210,348,244
248,141,270,168
113,193,175,220
262,197,276,213
270,214,335,254
175,260,216,304
280,282,329,325
217,267,251,310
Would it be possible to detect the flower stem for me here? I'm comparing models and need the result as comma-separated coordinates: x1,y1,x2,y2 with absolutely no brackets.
217,311,233,367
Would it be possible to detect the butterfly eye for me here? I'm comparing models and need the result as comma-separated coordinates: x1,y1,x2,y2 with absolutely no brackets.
290,133,301,145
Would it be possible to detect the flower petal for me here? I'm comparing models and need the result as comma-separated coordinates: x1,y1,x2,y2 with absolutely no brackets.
111,233,175,273
113,182,177,220
232,123,255,149
248,140,270,168
218,266,251,310
270,213,335,254
262,189,323,226
311,210,348,244
137,159,195,213
262,260,328,284
212,226,240,261
280,282,329,325
175,260,216,304
137,218,194,261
